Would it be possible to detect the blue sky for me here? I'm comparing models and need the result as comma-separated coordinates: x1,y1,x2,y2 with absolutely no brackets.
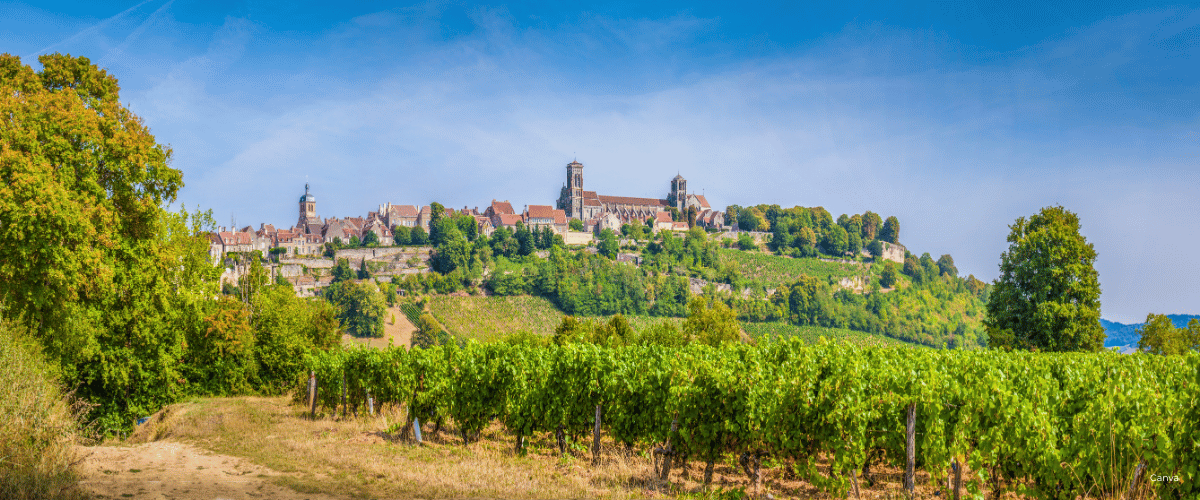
3,0,1198,322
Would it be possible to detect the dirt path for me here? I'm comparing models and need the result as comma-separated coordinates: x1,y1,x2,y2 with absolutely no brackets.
77,441,340,500
342,305,415,349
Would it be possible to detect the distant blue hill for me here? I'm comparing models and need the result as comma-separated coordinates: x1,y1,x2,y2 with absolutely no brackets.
1102,314,1200,348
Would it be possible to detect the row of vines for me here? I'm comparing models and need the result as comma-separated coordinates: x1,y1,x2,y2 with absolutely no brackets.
305,341,1199,499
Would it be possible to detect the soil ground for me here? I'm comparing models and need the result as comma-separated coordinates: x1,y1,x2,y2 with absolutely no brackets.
77,441,339,500
75,396,954,500
342,305,414,349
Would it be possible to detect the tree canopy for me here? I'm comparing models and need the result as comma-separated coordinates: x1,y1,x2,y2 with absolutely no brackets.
984,206,1103,352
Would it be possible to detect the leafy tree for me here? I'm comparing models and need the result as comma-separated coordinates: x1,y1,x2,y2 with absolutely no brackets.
515,223,535,256
667,206,682,222
357,260,371,280
1136,314,1200,355
327,281,386,338
410,226,429,245
569,218,584,231
686,206,698,227
682,298,740,346
413,313,449,348
810,207,833,232
737,232,757,251
866,239,884,259
330,258,354,283
362,230,380,247
428,202,447,245
0,54,218,432
348,234,361,247
880,261,899,288
879,216,900,244
393,226,411,245
553,316,590,345
190,297,257,395
861,211,882,240
985,206,1103,352
636,320,688,347
822,225,848,256
725,205,741,228
936,254,958,277
846,231,862,255
598,228,619,259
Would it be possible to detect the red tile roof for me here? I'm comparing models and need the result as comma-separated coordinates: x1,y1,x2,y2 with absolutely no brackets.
495,213,523,226
490,200,515,215
582,191,601,207
525,205,556,219
391,205,418,217
694,194,711,209
598,194,669,207
553,209,567,225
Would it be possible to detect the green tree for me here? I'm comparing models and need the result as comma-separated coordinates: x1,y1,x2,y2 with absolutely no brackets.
362,230,380,247
686,206,698,227
879,216,900,244
348,234,361,247
737,232,757,251
0,54,219,433
936,254,958,277
357,260,371,280
410,226,429,245
879,261,899,288
725,205,741,228
682,298,740,346
1136,314,1200,355
428,202,447,245
393,225,411,245
985,206,1103,352
327,281,386,338
599,228,619,259
822,225,848,256
866,239,884,259
861,211,882,240
330,258,354,283
569,218,584,231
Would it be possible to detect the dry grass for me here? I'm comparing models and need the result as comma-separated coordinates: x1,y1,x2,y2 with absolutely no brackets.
0,320,90,500
118,395,990,499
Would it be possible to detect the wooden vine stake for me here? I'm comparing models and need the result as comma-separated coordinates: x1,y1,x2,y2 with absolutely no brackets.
412,417,423,444
654,416,679,492
307,371,317,419
905,403,916,499
953,458,962,500
592,404,602,465
341,371,347,419
367,390,375,417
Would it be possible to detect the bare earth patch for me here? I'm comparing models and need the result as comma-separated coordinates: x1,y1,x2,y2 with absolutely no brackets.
77,441,339,500
343,305,415,349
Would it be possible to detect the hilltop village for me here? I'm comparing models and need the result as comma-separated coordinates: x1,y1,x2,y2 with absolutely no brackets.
208,161,730,294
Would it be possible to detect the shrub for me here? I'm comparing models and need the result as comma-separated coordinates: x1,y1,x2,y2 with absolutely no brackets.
0,320,88,500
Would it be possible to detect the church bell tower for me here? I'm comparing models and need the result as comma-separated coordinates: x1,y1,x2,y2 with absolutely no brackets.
566,161,584,218
298,183,318,231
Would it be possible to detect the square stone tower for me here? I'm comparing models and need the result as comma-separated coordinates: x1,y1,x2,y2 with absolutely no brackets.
566,160,584,219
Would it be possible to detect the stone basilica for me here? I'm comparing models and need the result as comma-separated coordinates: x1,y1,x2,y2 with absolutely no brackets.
555,160,724,229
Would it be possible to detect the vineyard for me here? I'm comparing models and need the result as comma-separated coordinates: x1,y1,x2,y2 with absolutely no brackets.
305,341,1200,499
427,295,684,341
718,249,866,289
741,322,921,348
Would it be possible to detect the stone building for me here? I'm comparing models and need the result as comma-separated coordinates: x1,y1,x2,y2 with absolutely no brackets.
298,183,320,230
555,160,727,230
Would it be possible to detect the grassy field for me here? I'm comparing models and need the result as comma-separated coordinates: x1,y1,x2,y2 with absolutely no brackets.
718,249,867,289
427,295,683,342
741,322,923,348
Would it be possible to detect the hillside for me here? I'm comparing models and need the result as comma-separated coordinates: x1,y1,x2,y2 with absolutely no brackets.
1102,314,1200,348
717,248,866,289
426,295,684,342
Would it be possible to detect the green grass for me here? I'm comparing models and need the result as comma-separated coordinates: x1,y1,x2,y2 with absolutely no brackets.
427,295,683,342
719,248,867,289
742,322,924,348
